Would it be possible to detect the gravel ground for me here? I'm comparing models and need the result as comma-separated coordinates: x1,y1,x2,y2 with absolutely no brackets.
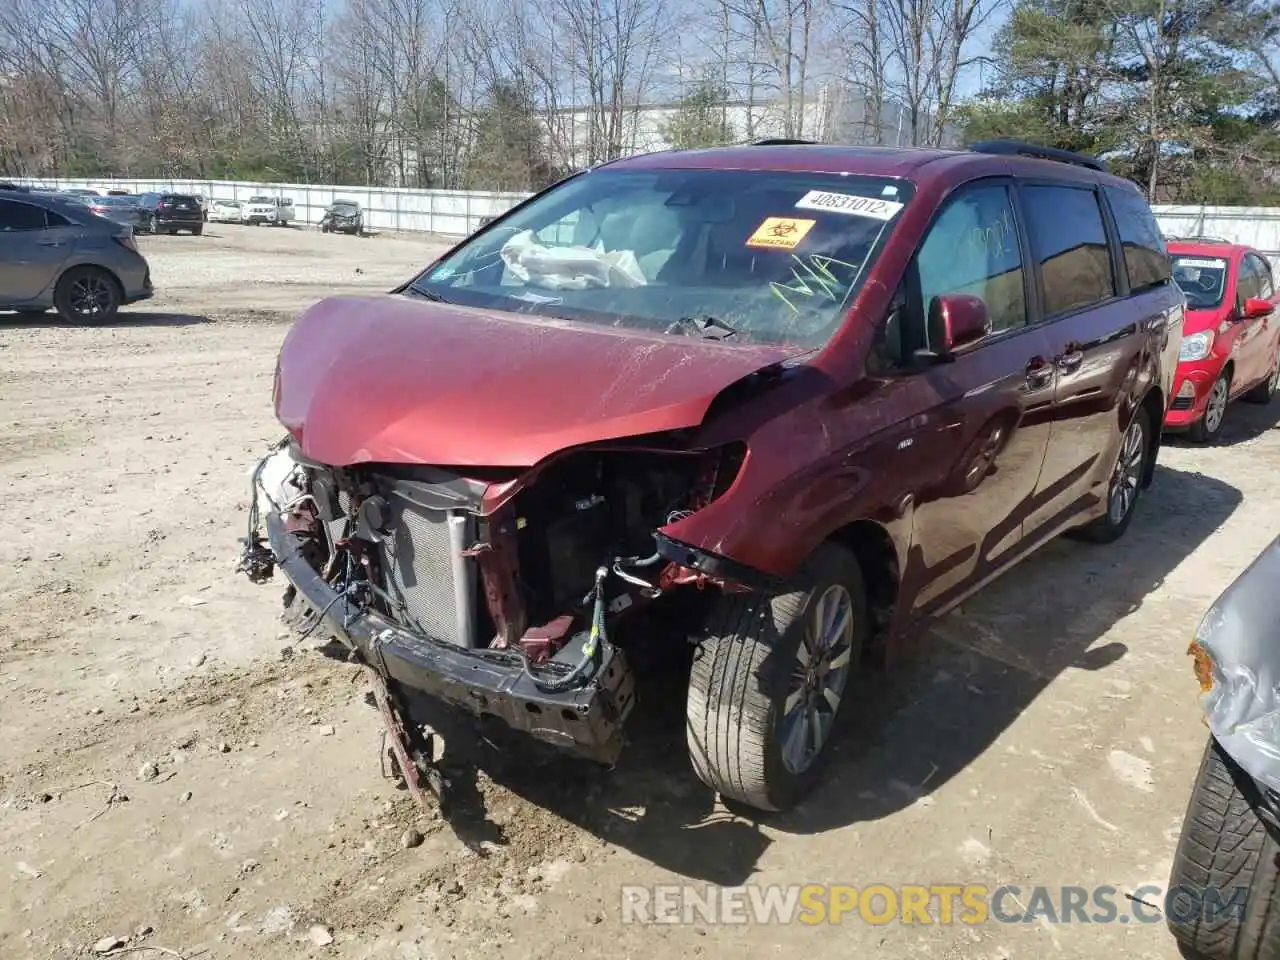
2,223,1279,960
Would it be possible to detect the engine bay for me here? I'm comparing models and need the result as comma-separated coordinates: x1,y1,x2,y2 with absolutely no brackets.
251,439,746,681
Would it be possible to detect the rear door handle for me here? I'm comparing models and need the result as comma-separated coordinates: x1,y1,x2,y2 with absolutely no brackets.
1026,357,1055,388
1056,349,1084,372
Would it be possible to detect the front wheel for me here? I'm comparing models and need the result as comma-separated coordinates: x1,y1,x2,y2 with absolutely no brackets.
1073,406,1150,543
54,266,120,324
686,542,868,812
1190,372,1231,442
1166,738,1280,960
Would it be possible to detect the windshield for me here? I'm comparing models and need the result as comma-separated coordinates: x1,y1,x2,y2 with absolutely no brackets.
249,196,273,203
1173,256,1229,309
332,202,358,212
217,199,241,207
408,168,911,347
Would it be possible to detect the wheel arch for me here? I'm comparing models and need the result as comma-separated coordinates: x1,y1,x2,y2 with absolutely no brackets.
54,260,124,301
824,518,901,663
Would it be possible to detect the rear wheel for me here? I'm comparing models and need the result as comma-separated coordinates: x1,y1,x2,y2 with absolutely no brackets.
1074,406,1150,543
1245,358,1280,404
191,224,203,236
1167,737,1280,960
686,542,868,812
1190,372,1231,442
54,266,120,324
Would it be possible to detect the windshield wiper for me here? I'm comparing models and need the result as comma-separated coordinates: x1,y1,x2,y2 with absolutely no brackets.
407,284,452,304
665,315,739,340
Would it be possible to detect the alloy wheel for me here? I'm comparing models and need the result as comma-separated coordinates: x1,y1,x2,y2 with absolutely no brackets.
1108,417,1145,525
69,274,113,319
1205,377,1229,433
780,584,855,775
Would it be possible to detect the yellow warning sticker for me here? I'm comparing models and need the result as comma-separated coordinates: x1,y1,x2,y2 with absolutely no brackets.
746,217,816,250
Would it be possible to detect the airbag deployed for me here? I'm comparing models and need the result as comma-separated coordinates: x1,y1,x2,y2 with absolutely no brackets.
500,229,647,290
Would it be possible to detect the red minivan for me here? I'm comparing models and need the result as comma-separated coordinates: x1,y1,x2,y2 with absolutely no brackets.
242,139,1185,813
1165,238,1280,441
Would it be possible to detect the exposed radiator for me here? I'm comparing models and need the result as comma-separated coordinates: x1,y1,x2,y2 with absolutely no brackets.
379,490,475,647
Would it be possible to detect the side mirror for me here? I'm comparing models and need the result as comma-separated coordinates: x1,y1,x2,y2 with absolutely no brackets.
1243,297,1272,319
916,294,991,362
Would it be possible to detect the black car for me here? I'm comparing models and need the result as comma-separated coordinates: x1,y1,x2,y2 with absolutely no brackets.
135,192,203,235
320,200,364,235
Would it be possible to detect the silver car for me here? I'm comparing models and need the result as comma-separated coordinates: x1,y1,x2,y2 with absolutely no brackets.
0,189,153,323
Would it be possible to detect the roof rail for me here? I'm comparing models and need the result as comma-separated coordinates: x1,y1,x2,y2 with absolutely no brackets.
968,139,1107,173
1168,235,1231,244
752,138,819,146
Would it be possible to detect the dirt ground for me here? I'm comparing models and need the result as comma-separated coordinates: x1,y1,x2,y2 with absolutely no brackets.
2,223,1278,960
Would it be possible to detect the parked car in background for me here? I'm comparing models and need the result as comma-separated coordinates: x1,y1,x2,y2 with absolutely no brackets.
0,181,29,191
78,195,146,230
319,199,363,235
241,196,294,226
135,192,204,235
208,198,243,223
0,187,153,323
105,189,132,196
1164,238,1280,441
60,188,102,198
1167,535,1280,960
240,139,1184,815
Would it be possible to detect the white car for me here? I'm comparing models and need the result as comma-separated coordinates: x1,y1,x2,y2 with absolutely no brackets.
241,196,295,226
208,199,242,223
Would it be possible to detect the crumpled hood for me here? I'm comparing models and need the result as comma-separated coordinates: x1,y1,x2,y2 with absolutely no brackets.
274,294,800,467
1195,535,1280,793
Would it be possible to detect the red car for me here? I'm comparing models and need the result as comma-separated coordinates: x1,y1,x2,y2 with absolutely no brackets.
240,139,1184,813
1165,238,1280,440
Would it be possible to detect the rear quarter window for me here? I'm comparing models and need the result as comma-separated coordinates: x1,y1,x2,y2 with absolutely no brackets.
1103,185,1171,292
1020,184,1115,316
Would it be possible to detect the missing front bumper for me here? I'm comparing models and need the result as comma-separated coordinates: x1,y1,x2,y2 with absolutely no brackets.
265,510,636,764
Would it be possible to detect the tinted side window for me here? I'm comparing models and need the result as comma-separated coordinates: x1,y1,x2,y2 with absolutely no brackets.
1103,185,1171,291
1249,254,1273,299
1022,185,1115,316
0,199,48,231
46,209,72,227
1237,256,1262,302
916,183,1026,337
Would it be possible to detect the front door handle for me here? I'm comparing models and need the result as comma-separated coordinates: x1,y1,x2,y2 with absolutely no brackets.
36,239,65,247
1056,349,1085,372
1026,357,1055,388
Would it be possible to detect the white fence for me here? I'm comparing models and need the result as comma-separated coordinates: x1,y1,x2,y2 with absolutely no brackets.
17,177,531,237
1151,205,1280,259
15,178,1280,251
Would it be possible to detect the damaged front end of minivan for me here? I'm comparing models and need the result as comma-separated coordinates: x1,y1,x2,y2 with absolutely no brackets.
236,294,794,811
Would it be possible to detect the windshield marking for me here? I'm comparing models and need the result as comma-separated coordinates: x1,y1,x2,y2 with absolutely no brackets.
769,254,863,312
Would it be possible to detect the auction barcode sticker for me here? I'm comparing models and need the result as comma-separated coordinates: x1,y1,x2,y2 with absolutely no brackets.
795,191,904,220
1174,257,1228,269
